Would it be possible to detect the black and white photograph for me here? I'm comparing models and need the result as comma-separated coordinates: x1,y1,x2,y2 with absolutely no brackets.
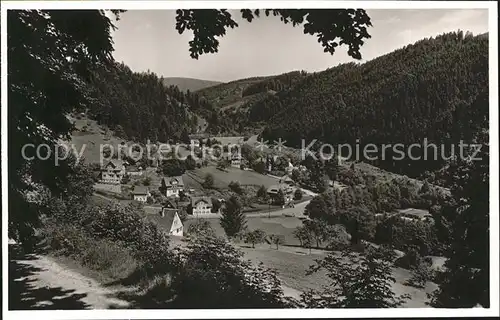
1,1,498,319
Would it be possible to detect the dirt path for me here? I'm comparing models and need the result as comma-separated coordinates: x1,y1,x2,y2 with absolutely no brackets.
9,244,130,310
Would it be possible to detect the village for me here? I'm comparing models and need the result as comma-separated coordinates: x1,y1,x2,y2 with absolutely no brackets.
91,132,318,240
85,108,440,258
5,5,492,314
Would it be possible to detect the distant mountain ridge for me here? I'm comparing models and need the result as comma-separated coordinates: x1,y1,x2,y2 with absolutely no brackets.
161,77,221,92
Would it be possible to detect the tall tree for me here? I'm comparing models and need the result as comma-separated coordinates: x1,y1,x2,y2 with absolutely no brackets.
429,130,489,308
7,9,123,248
171,235,293,308
220,196,247,238
8,7,374,250
302,250,409,308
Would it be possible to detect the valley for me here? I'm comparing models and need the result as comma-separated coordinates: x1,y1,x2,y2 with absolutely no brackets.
6,7,491,313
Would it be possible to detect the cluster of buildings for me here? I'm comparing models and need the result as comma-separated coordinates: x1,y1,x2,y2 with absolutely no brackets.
94,139,305,238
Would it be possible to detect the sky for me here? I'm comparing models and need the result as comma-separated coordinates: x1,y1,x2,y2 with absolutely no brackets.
110,9,489,83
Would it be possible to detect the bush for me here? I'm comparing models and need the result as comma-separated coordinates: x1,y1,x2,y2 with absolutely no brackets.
202,174,215,189
40,222,138,281
46,202,172,275
405,260,435,288
394,246,422,270
168,236,290,308
294,189,303,200
228,181,244,195
143,176,152,186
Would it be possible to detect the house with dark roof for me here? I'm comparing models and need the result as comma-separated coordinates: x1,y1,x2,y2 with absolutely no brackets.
267,184,294,204
131,186,150,202
191,196,213,216
279,175,295,186
163,199,177,210
161,176,184,198
100,159,126,184
146,209,183,237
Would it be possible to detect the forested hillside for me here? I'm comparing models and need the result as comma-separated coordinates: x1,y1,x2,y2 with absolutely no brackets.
84,31,488,179
248,31,489,177
84,62,224,142
161,77,221,92
195,71,310,134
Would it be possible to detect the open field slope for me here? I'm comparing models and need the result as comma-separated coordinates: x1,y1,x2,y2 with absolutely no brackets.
239,244,438,307
187,166,280,189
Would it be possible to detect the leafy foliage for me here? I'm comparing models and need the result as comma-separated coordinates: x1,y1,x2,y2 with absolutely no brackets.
7,9,122,247
244,229,267,248
202,173,215,189
170,236,293,308
269,234,285,250
187,219,216,238
228,181,244,195
429,130,489,308
258,32,488,178
176,9,371,59
302,250,409,308
220,196,247,238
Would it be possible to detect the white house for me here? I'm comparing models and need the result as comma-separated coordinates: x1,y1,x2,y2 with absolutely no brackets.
131,186,150,202
191,196,213,216
161,176,184,198
225,150,241,168
100,159,126,184
147,208,184,237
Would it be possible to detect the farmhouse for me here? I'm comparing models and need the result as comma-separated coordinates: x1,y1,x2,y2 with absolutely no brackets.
161,176,184,198
100,159,126,184
131,186,150,202
146,209,184,237
191,196,213,216
279,175,295,186
267,184,294,204
226,150,242,168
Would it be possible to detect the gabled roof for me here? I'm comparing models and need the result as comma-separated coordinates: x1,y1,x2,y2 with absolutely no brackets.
102,159,125,170
162,176,184,187
280,175,294,183
163,199,177,209
191,196,212,207
132,186,149,195
224,150,241,160
146,211,181,233
267,184,293,194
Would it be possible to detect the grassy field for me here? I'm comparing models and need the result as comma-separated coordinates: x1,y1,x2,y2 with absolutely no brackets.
188,166,280,189
184,215,305,246
65,115,127,165
238,244,437,307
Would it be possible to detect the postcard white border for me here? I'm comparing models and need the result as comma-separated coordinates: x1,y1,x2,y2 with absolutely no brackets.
1,1,498,319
